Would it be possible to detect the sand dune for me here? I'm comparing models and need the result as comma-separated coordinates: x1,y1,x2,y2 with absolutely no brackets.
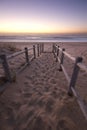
0,42,87,130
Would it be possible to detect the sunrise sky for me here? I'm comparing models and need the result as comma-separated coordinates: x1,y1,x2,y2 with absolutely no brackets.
0,0,87,34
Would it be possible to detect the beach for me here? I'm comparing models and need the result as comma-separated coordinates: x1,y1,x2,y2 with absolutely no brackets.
0,42,87,130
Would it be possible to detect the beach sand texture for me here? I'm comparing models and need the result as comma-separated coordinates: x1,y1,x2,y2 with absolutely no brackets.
0,42,87,130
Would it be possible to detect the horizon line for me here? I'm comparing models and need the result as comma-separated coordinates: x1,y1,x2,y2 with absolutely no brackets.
0,32,87,35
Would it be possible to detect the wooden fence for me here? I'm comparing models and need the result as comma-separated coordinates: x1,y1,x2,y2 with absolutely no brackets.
0,42,87,120
0,43,44,82
53,43,87,120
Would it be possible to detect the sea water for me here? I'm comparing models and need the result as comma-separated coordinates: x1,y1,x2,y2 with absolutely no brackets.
0,34,87,42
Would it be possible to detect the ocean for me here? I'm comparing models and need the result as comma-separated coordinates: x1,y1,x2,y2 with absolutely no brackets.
0,34,87,42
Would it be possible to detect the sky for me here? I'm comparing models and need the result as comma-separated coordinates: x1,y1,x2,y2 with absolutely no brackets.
0,0,87,34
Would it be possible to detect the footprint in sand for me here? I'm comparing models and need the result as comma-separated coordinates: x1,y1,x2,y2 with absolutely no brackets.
23,92,32,98
26,114,53,130
0,107,15,128
50,90,59,99
45,99,55,113
34,81,44,87
25,75,34,80
15,107,35,130
44,86,49,92
24,81,29,85
11,101,21,110
49,78,57,84
36,93,55,113
56,117,77,130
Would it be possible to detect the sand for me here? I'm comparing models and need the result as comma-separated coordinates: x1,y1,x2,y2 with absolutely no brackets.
0,42,87,130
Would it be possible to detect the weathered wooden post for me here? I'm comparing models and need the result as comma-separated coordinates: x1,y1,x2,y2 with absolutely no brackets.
0,54,12,82
37,44,40,57
57,46,60,56
55,44,57,53
59,48,65,71
33,45,36,59
68,57,83,96
56,46,60,62
25,47,29,64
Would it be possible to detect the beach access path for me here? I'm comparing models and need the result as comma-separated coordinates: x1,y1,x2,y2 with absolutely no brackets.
0,52,87,130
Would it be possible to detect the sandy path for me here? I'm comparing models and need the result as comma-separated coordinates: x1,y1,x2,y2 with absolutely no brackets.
0,52,87,130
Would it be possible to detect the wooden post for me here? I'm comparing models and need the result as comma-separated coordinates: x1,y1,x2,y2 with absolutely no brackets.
54,45,57,57
0,54,12,82
37,44,40,57
59,48,65,71
25,47,29,64
55,44,57,53
33,45,36,59
56,46,59,62
57,46,59,56
68,57,83,96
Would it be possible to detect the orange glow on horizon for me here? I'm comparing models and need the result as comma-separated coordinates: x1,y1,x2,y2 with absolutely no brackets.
0,20,87,34
0,0,87,36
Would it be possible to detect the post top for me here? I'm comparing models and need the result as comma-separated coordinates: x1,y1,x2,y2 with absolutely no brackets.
62,48,65,51
76,57,83,62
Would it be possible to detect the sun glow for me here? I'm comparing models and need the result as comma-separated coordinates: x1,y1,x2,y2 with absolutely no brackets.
0,20,56,34
0,19,87,34
0,0,87,35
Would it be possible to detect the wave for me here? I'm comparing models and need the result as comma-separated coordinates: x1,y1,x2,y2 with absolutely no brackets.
0,34,87,42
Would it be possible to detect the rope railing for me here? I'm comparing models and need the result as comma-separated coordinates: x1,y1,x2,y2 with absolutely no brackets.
0,43,44,82
53,43,87,120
